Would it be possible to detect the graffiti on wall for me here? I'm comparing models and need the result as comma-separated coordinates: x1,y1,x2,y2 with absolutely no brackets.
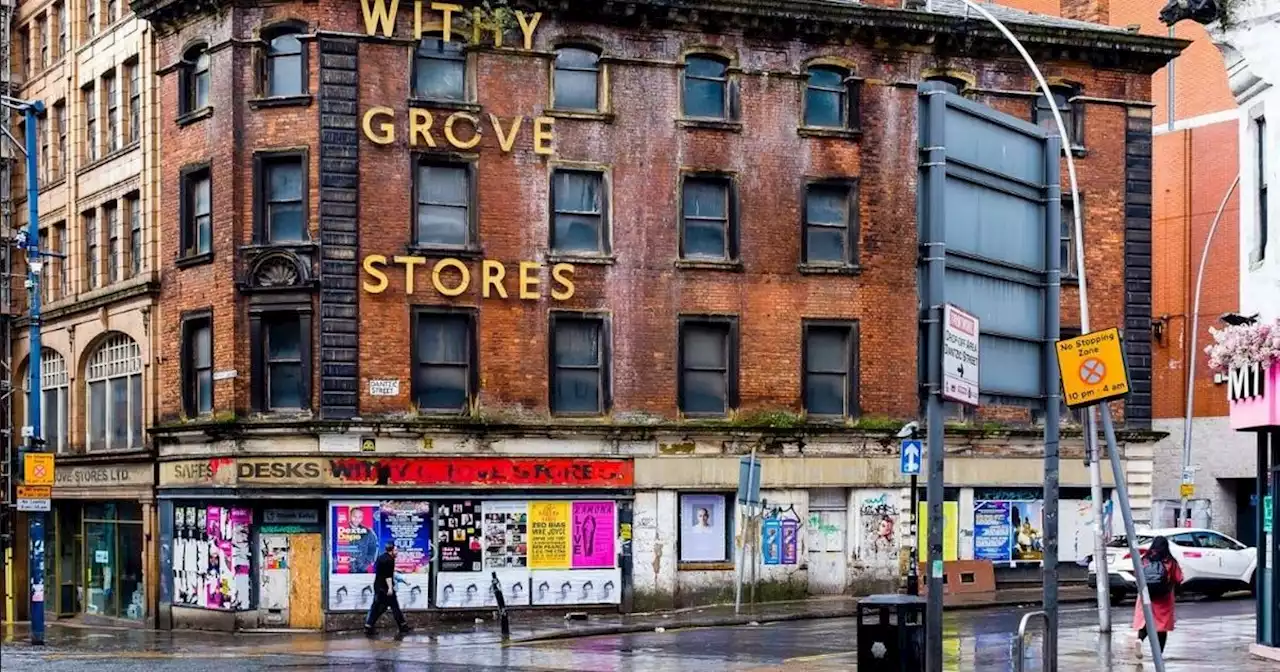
857,492,899,566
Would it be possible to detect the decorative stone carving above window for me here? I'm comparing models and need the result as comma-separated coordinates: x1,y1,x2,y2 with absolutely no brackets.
240,249,316,294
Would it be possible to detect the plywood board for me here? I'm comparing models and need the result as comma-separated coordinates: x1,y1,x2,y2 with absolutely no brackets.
289,534,322,629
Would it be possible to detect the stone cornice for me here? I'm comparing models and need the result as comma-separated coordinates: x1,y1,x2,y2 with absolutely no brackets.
132,0,1188,74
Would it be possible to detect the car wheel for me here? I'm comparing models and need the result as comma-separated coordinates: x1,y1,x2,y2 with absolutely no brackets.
1202,589,1225,601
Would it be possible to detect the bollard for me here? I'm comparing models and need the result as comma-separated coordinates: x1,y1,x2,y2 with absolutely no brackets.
491,572,510,640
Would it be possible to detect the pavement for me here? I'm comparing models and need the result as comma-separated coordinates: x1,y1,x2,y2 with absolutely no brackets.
0,594,1269,671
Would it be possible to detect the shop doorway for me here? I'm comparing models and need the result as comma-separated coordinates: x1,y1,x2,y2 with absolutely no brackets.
807,489,848,595
83,502,145,620
259,533,322,629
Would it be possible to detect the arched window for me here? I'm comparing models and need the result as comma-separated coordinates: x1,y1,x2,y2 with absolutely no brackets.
21,350,70,454
683,54,730,119
86,333,143,451
180,44,211,114
805,66,856,129
1034,85,1084,149
414,36,466,101
553,46,601,111
264,29,305,97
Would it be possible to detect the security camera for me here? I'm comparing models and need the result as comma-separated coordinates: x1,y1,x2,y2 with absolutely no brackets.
896,421,920,439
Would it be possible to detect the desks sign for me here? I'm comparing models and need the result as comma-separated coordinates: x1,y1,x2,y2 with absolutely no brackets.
24,453,55,486
1055,328,1130,408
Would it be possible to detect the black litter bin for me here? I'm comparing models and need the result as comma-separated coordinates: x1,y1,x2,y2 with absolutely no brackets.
857,594,926,671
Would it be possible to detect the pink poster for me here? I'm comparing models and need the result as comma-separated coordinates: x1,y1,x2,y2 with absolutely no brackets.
571,501,615,568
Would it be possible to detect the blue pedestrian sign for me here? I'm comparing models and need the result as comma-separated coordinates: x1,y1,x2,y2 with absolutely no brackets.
900,440,923,475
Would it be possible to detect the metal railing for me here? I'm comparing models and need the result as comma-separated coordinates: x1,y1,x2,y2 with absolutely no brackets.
1014,610,1051,672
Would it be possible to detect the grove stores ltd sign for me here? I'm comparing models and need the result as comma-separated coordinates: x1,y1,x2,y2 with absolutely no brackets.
362,257,576,300
359,1,556,155
160,456,633,489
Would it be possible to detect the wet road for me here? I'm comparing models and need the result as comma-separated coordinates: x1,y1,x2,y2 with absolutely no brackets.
0,597,1263,671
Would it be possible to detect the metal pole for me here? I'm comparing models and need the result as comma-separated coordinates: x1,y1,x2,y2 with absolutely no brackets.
921,82,948,672
734,447,758,615
1257,431,1268,645
22,100,46,646
1087,411,1110,632
951,0,1104,636
1179,175,1241,527
1099,406,1166,671
908,473,919,596
1042,131,1063,669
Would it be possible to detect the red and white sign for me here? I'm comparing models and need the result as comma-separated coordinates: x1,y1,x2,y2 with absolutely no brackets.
942,304,981,406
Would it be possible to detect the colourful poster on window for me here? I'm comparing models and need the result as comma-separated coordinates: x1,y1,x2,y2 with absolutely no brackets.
973,501,1013,562
762,519,782,565
780,519,799,565
529,501,571,569
332,504,381,575
571,501,615,568
917,501,959,562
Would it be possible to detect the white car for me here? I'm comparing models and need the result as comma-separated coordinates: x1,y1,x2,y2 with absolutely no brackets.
1087,527,1256,603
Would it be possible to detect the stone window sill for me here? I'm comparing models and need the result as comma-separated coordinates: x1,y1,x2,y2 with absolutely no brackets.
405,244,485,260
249,94,313,110
546,109,615,123
675,259,743,272
408,98,481,114
676,118,743,133
798,263,861,276
176,251,215,269
547,253,616,266
177,107,214,127
678,562,734,572
798,126,862,140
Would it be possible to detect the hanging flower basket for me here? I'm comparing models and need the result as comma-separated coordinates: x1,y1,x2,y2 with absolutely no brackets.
1205,318,1280,374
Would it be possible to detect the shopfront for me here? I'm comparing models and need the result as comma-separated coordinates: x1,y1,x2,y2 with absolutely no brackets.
1226,359,1280,661
49,462,156,623
156,455,634,631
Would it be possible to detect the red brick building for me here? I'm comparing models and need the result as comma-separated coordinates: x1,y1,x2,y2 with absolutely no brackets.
134,0,1180,630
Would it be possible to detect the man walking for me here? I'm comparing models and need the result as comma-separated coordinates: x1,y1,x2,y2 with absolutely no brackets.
364,542,411,636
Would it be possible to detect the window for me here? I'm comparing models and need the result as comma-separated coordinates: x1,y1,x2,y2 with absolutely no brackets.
85,0,97,40
256,153,306,242
264,30,305,97
182,315,213,416
24,350,70,454
38,15,49,69
1034,86,1083,149
106,0,118,24
180,167,212,258
263,314,305,410
39,112,50,186
412,310,474,412
805,66,858,129
18,28,30,77
414,161,472,248
56,101,67,180
550,314,608,414
553,47,600,111
85,333,144,451
58,3,67,57
679,493,731,563
678,317,737,415
413,36,466,101
680,175,736,261
53,222,68,298
1194,531,1243,550
1256,116,1269,264
126,59,141,143
1061,196,1080,280
84,83,97,162
803,182,857,265
551,169,607,254
105,202,119,284
127,195,141,277
39,227,52,302
83,210,98,290
181,45,212,114
804,322,859,416
682,55,730,119
104,72,118,152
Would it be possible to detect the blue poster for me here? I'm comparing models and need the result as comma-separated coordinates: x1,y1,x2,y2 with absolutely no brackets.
973,501,1012,562
762,519,782,565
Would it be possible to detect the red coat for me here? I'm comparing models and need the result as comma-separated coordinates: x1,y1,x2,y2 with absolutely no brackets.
1133,557,1184,633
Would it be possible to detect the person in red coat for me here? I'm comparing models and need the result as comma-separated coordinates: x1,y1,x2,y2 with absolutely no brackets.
1133,535,1184,657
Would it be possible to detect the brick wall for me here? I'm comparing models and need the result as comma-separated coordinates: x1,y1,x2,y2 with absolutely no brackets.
147,0,1164,427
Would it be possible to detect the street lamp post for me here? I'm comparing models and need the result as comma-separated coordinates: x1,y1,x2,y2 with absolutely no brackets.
3,93,47,646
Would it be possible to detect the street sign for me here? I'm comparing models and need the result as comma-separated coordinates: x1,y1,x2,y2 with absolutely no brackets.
900,440,923,475
737,455,762,505
1055,328,1131,408
942,304,980,406
24,453,55,486
17,485,50,499
1179,483,1195,499
1265,495,1273,534
16,498,51,512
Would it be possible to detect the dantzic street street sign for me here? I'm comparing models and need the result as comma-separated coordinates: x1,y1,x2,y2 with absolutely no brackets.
942,305,980,406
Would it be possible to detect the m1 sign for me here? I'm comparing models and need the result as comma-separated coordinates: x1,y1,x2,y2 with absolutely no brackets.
1228,361,1280,430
